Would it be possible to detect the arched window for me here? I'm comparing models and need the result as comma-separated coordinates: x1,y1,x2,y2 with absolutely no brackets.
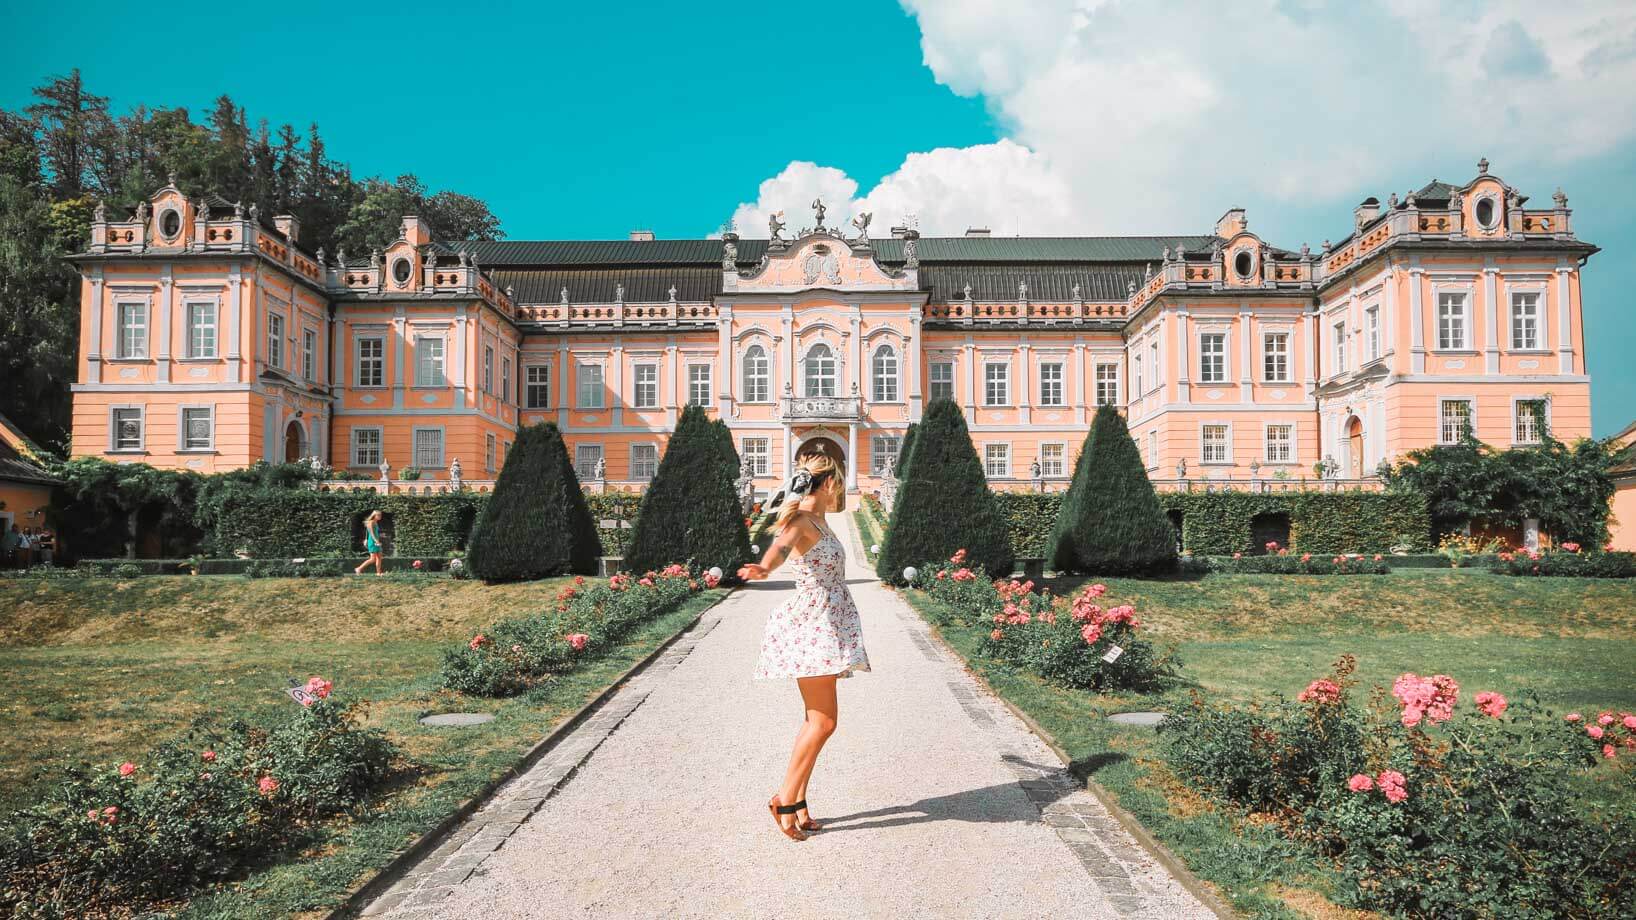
804,344,836,397
871,344,899,402
742,344,770,403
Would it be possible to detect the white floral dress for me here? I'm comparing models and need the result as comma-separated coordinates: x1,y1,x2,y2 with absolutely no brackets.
754,518,871,680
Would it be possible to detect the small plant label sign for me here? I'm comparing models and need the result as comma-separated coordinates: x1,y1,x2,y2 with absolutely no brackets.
1101,644,1125,664
284,679,321,706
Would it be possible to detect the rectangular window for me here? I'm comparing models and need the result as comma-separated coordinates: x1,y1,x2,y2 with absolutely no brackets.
303,328,317,381
111,407,143,451
1199,333,1226,383
1265,424,1293,463
929,361,955,402
577,364,604,408
501,357,512,404
181,407,213,450
485,432,497,472
186,302,217,358
631,443,659,480
1134,354,1144,395
1515,399,1547,445
1149,342,1161,389
356,337,384,388
688,364,712,406
1201,424,1230,464
634,363,658,408
984,443,1010,478
1263,332,1290,382
1366,307,1381,361
1147,431,1158,468
1511,293,1540,350
574,444,603,480
870,435,902,476
741,438,770,476
525,365,551,409
1332,322,1348,374
1094,363,1120,406
415,337,446,386
1038,362,1064,406
352,427,382,467
1040,442,1065,478
413,428,444,469
117,302,148,358
983,363,1010,406
872,349,899,403
1439,399,1473,444
1437,293,1468,350
483,346,495,394
267,312,284,369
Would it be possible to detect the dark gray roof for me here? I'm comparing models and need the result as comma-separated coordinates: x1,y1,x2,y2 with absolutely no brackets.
920,265,1146,302
0,454,56,487
490,267,723,304
1411,180,1460,202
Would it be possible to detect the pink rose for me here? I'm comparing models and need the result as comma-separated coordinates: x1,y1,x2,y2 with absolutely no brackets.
470,634,487,650
1232,552,1242,559
567,633,589,651
639,577,654,587
574,576,586,585
102,806,118,824
1299,679,1342,705
990,629,1004,641
1597,712,1615,726
1623,715,1636,731
951,548,968,564
704,572,720,588
1373,554,1383,562
1562,542,1580,553
1588,725,1605,740
1604,744,1618,759
201,750,216,763
118,762,136,777
257,776,279,796
1474,692,1507,718
1565,712,1582,722
304,677,332,700
1080,623,1103,645
1376,770,1408,803
935,570,947,580
412,559,424,569
87,809,98,821
1301,553,1312,562
1265,541,1280,551
1347,774,1374,793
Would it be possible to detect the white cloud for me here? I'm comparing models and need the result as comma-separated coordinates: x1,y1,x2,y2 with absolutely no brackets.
727,1,1636,240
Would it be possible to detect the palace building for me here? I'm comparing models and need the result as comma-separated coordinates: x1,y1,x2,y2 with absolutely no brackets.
66,160,1596,496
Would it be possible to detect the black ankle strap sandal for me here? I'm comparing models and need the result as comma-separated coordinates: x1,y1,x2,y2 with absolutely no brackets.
774,798,807,815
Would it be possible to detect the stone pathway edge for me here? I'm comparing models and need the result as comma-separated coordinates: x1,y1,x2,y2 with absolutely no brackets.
900,589,1236,920
322,591,732,920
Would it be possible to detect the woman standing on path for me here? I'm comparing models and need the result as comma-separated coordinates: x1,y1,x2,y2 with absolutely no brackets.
738,453,870,841
354,510,385,576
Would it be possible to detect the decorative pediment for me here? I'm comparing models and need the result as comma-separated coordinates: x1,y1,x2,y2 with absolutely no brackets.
731,230,917,294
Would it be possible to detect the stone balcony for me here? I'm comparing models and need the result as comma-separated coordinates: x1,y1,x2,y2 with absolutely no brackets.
780,396,863,421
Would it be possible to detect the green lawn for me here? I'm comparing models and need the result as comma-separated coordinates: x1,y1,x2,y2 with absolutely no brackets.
0,574,725,918
905,570,1636,920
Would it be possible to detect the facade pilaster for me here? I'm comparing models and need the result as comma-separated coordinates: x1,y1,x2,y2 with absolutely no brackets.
1483,260,1499,373
225,265,242,383
87,268,103,384
1556,264,1574,374
156,264,173,382
1409,262,1426,372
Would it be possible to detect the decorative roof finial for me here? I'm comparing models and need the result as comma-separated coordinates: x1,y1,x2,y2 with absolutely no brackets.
768,211,786,244
1017,279,1028,301
166,171,177,188
1387,192,1399,208
852,211,871,240
1477,157,1489,175
962,282,973,301
614,282,625,303
1071,282,1082,300
1161,246,1170,261
560,286,570,304
811,197,826,230
1553,187,1568,208
668,284,677,303
93,199,106,222
316,246,326,265
233,200,244,220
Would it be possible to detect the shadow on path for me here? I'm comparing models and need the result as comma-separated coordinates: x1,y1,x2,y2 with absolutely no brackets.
813,756,1075,833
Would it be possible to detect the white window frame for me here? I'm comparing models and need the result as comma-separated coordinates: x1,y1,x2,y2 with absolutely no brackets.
185,301,217,359
1134,353,1144,395
483,346,495,394
803,344,837,398
1510,291,1543,351
351,426,383,467
116,301,148,359
1263,331,1290,382
983,362,1010,407
302,328,317,381
414,335,446,387
1198,332,1228,383
1094,362,1120,406
1512,396,1549,446
630,442,660,480
983,443,1010,479
687,363,712,406
741,345,770,403
929,360,955,402
633,362,659,409
1332,322,1348,375
1264,423,1295,464
1365,306,1381,362
1439,397,1475,445
871,344,900,403
1037,361,1065,406
1200,422,1232,465
574,443,604,480
869,434,902,476
485,432,497,472
525,364,551,409
109,405,144,452
1436,292,1470,351
501,356,512,404
266,310,285,369
1040,441,1066,478
576,363,605,409
1147,430,1158,470
1149,341,1161,390
411,426,446,469
356,336,385,388
741,437,770,476
178,405,214,451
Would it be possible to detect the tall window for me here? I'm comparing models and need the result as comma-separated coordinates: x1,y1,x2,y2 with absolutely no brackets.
501,357,512,404
983,363,1010,406
870,435,901,476
181,407,213,450
483,346,495,394
1515,399,1547,444
803,344,836,397
1437,293,1468,349
1365,307,1381,361
485,432,497,472
112,407,143,451
984,443,1010,478
303,329,317,381
1094,363,1120,406
688,364,712,406
1265,424,1293,462
525,365,550,408
1201,424,1230,464
871,345,899,402
186,302,216,358
1439,399,1473,444
631,443,659,480
1149,342,1161,388
267,312,284,369
1332,322,1348,374
117,302,148,358
929,361,955,401
742,345,769,403
574,444,603,480
1147,431,1158,468
1511,293,1540,350
415,337,445,386
352,427,382,467
356,337,384,387
576,364,604,408
1263,332,1290,382
1040,442,1065,478
1199,333,1226,382
413,428,444,468
1134,354,1144,395
1038,362,1064,406
741,438,770,476
634,363,658,408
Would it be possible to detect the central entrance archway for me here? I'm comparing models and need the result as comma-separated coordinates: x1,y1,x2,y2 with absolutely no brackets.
1345,416,1364,478
795,435,845,470
284,420,305,462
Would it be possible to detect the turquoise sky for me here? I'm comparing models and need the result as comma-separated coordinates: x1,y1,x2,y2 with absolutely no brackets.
3,1,1630,435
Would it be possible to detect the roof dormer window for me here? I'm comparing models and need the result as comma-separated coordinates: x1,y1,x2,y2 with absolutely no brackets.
159,208,182,240
1474,196,1499,230
392,257,413,285
1233,249,1255,280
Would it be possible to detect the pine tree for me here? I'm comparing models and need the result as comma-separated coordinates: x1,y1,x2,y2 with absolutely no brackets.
466,422,599,581
876,399,1014,581
1048,404,1177,575
624,405,752,576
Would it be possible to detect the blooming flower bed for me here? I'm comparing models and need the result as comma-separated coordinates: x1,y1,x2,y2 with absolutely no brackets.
1158,656,1636,917
1202,548,1392,575
0,682,394,918
440,564,708,696
1491,546,1636,578
916,549,1178,691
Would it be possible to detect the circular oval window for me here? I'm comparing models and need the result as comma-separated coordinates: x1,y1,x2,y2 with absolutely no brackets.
1474,197,1497,229
392,258,413,285
1233,250,1255,279
159,209,181,239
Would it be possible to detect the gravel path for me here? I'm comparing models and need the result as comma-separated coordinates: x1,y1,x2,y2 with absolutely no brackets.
366,512,1216,920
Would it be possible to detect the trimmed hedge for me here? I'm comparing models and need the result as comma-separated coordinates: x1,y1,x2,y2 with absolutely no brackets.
1049,405,1177,576
997,492,1059,560
467,422,599,581
622,405,752,577
213,490,484,559
1201,554,1391,575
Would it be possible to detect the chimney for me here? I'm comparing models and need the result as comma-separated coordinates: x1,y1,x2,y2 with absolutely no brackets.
964,227,991,238
272,214,300,243
400,215,432,246
629,229,655,241
1354,197,1381,231
890,225,909,239
1213,208,1247,237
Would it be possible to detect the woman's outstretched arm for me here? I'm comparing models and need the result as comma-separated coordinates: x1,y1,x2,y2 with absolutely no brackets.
737,516,818,581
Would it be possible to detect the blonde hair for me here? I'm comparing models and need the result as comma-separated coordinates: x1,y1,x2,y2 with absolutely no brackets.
774,453,842,534
367,510,384,524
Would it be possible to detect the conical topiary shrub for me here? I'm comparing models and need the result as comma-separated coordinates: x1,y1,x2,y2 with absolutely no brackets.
1048,404,1177,575
624,405,752,577
876,398,1014,582
895,422,919,479
466,422,600,581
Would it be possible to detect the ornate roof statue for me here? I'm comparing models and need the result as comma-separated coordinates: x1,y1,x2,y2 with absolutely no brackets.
246,203,257,222
336,247,347,267
768,211,786,244
234,200,244,220
963,282,973,301
135,201,149,224
668,284,678,303
316,246,326,265
1017,279,1028,300
903,231,919,268
1387,192,1399,208
811,198,826,230
722,232,738,270
852,211,871,240
1553,187,1568,208
459,249,470,267
1071,282,1082,301
615,281,625,303
1477,157,1489,175
196,198,210,222
370,249,382,268
560,286,570,304
93,199,106,222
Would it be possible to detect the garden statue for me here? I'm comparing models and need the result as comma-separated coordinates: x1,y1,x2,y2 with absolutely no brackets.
1030,458,1042,481
736,459,756,515
450,457,463,489
593,456,606,481
378,460,390,485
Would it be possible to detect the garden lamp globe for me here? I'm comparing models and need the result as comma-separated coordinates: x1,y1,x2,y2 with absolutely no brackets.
750,544,760,555
870,543,880,555
903,566,918,583
707,566,723,582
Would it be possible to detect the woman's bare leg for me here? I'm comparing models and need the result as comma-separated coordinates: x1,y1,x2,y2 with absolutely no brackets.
777,675,838,832
373,552,384,575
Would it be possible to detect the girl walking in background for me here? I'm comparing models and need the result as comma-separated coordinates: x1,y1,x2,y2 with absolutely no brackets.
355,510,385,576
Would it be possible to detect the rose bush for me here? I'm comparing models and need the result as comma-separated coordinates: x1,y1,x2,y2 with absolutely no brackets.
1491,547,1636,578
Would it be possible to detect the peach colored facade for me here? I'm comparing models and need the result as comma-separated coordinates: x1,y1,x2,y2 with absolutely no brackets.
68,161,1598,499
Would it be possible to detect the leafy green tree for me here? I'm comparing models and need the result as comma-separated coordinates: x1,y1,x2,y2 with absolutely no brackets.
334,174,503,255
466,423,599,581
876,398,1013,581
1048,404,1177,576
50,456,196,559
624,405,751,576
